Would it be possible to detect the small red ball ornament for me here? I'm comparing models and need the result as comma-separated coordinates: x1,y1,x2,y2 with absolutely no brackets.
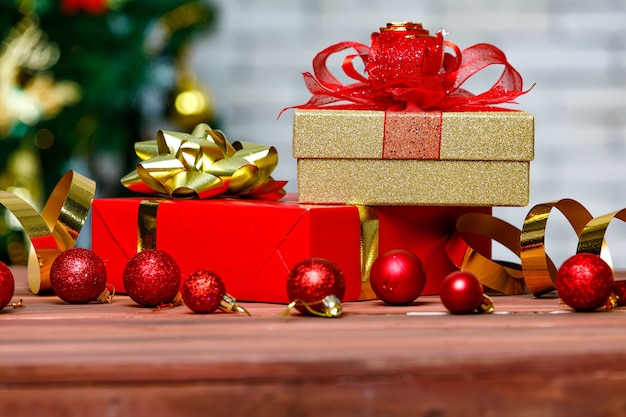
123,249,181,307
0,261,15,311
556,252,614,312
50,248,107,304
370,249,426,305
440,271,487,314
182,270,226,313
286,258,345,315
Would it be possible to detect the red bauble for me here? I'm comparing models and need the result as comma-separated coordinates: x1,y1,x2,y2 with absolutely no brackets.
440,271,485,314
123,249,181,307
370,249,426,305
286,258,345,315
50,248,107,304
182,270,226,313
0,262,15,311
556,253,614,312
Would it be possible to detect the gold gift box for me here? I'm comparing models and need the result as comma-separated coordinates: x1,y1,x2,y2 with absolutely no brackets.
293,109,534,206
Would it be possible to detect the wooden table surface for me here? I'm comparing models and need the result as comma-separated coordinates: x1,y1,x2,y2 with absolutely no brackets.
1,268,626,417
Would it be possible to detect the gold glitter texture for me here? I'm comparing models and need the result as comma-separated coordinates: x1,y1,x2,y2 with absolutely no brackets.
297,159,529,206
293,109,534,206
292,109,534,161
441,112,534,161
293,110,384,158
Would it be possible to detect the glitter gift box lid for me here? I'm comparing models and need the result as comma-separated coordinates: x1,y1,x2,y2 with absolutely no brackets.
292,109,534,162
292,109,534,207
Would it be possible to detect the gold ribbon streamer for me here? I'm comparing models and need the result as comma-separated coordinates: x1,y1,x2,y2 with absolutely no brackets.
458,198,614,297
0,171,96,294
356,205,379,300
121,123,286,200
137,200,161,251
456,213,527,295
577,209,625,259
520,199,594,296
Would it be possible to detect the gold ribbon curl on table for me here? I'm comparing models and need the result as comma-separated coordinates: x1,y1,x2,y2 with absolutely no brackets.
121,123,287,200
457,198,615,297
0,171,96,294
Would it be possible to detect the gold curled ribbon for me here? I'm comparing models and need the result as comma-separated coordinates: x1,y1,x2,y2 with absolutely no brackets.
458,198,614,297
0,171,96,294
121,123,286,200
520,199,595,296
577,209,626,258
456,213,527,295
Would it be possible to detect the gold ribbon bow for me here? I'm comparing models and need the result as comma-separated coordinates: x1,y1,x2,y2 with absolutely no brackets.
121,123,286,200
0,170,95,294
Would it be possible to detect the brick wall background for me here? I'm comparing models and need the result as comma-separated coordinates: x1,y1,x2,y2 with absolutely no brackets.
187,0,626,266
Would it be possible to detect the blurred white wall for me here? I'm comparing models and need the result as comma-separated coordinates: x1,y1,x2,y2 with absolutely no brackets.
189,0,626,268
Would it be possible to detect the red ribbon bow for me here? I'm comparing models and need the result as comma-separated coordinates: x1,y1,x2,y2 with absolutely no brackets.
281,23,530,115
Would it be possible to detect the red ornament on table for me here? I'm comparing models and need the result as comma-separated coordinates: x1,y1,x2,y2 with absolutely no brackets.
0,261,15,311
182,270,226,313
286,258,345,316
556,252,614,312
182,270,250,315
50,248,107,304
369,249,426,305
123,249,181,307
440,271,493,314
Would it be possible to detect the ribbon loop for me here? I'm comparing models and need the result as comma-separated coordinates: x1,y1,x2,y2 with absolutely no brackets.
0,170,96,294
457,198,620,298
456,213,527,295
520,199,594,296
281,22,530,115
122,124,286,200
577,209,626,261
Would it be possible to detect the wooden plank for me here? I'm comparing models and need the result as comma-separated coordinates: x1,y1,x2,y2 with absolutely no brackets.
1,267,626,416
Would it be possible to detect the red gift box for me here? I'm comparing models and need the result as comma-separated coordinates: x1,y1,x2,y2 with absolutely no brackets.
91,196,490,302
91,197,362,303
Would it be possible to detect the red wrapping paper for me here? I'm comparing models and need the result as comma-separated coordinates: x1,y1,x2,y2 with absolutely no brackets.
91,196,491,302
92,197,361,303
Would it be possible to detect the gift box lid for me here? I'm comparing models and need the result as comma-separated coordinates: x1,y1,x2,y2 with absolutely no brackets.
292,109,534,162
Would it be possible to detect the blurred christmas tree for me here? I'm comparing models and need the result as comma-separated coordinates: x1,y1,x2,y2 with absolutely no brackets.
0,0,217,264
